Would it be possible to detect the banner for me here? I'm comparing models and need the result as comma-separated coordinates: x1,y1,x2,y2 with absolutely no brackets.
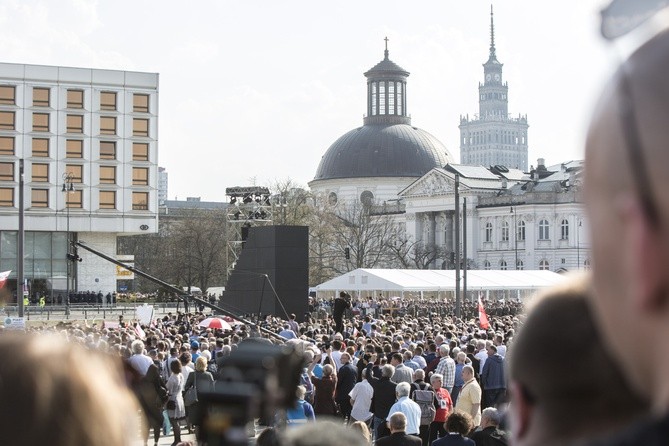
478,294,490,330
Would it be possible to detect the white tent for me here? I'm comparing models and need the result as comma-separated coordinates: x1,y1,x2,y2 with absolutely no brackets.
316,268,568,300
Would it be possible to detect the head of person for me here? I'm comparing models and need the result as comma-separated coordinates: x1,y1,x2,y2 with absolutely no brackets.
430,373,443,390
296,385,307,401
395,382,411,399
350,421,372,445
584,27,669,410
414,369,426,382
462,365,474,382
170,357,183,375
439,344,450,358
283,420,366,446
194,355,208,372
508,276,649,446
131,339,145,355
480,407,501,429
340,352,351,364
322,364,334,377
387,412,407,433
390,352,403,366
381,364,395,379
456,351,467,364
486,345,497,357
445,410,473,436
0,333,139,445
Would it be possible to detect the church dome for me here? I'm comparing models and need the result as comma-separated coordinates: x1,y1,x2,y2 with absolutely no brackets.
314,124,452,180
313,41,453,182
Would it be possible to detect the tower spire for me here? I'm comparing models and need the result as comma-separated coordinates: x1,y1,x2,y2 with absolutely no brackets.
489,4,496,60
384,36,389,60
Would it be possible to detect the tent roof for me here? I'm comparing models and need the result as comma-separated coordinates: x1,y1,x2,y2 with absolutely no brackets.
316,269,567,292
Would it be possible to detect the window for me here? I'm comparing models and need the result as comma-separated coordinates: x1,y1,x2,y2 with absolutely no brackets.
67,115,83,133
132,167,149,185
132,142,149,161
99,190,115,209
517,259,524,270
31,189,48,207
484,260,491,270
100,91,116,110
31,163,48,182
500,260,507,270
485,222,493,242
0,136,14,155
0,85,15,105
133,118,149,137
32,113,49,132
539,259,550,271
100,116,116,135
0,162,14,181
517,220,526,241
100,141,116,160
67,89,84,109
32,138,49,157
501,221,509,242
66,139,83,158
132,191,149,210
0,111,15,130
560,219,569,240
66,189,82,208
539,219,550,240
100,166,116,184
65,164,83,183
133,94,149,113
33,88,50,107
0,187,13,206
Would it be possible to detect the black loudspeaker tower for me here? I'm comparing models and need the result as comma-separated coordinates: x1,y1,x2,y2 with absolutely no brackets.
222,226,309,322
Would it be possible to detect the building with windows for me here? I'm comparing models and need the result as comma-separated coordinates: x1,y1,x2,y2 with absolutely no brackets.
459,7,529,171
0,62,158,300
309,41,453,205
158,166,168,205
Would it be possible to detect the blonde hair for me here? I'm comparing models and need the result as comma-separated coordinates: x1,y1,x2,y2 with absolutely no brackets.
0,333,139,445
195,355,208,372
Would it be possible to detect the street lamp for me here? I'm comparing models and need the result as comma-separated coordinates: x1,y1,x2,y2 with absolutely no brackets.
62,172,75,315
510,206,518,269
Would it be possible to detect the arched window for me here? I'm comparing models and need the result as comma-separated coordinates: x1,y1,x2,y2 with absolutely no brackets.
517,220,526,242
516,259,524,270
560,219,569,240
501,221,509,242
500,260,507,270
484,260,491,270
485,222,493,242
539,219,550,240
539,259,549,270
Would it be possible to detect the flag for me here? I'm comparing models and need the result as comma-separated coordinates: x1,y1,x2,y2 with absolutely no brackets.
134,323,146,340
478,294,490,330
0,270,10,288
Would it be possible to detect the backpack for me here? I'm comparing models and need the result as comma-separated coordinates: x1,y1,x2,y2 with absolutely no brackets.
412,383,436,426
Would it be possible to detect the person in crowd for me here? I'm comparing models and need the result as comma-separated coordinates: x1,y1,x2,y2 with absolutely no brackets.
128,339,154,376
286,385,316,427
309,354,338,416
507,277,649,446
282,420,367,446
583,19,669,446
136,363,168,446
428,373,453,443
431,410,475,446
333,292,351,335
376,412,422,446
451,352,467,405
454,366,481,428
350,420,372,445
336,352,358,421
366,363,398,440
434,345,456,394
349,356,375,424
166,358,186,446
0,333,140,446
183,356,214,442
480,345,505,409
410,369,433,446
391,352,414,384
470,407,508,446
387,382,423,436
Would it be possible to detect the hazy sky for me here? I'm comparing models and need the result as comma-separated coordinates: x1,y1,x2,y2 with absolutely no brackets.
0,0,615,201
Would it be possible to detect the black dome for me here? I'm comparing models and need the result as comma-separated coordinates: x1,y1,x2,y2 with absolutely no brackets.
314,124,453,180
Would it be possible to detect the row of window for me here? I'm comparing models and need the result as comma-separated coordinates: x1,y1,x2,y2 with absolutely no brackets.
0,187,148,210
0,162,149,185
369,80,406,117
0,136,149,160
484,219,571,243
482,258,591,271
0,111,150,137
0,86,149,113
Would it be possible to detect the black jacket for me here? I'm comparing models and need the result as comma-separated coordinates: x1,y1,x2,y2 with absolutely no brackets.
366,365,397,418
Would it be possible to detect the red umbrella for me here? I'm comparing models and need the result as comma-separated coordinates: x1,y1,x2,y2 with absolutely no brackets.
198,317,232,330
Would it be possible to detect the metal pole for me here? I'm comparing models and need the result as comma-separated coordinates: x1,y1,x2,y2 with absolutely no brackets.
454,174,461,318
17,159,24,317
463,198,468,304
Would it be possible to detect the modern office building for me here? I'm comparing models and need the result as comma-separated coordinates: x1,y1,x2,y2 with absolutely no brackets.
0,62,159,300
158,166,168,206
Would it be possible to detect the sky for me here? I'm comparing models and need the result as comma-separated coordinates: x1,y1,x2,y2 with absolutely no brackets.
0,0,617,201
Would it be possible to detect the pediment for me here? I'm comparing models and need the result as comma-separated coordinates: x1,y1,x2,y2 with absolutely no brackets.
401,170,462,197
